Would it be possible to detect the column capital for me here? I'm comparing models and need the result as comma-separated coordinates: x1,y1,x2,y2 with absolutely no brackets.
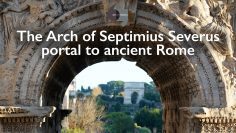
180,106,236,132
179,106,236,121
0,106,55,132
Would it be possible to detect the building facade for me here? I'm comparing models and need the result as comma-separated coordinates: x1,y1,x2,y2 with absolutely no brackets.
124,82,145,104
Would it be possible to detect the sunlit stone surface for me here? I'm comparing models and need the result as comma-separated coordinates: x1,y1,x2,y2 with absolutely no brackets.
0,0,235,132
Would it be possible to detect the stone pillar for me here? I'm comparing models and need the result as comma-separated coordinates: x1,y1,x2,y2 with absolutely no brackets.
229,1,236,58
0,106,55,133
0,16,4,64
61,109,72,129
180,107,236,133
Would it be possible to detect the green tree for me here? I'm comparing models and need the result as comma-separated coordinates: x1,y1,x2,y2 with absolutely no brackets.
144,83,153,90
77,91,84,98
144,82,156,90
134,123,152,133
80,86,85,92
131,92,139,104
105,112,134,133
137,127,151,133
149,81,156,88
99,81,124,96
139,99,155,108
144,91,161,102
101,94,112,100
114,103,121,112
115,96,124,104
87,86,91,91
107,81,124,95
134,107,162,132
99,84,112,95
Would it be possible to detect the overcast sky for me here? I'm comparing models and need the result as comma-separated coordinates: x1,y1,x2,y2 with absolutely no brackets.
74,58,152,89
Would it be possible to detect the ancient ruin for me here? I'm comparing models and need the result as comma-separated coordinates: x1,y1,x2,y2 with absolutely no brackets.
0,0,235,132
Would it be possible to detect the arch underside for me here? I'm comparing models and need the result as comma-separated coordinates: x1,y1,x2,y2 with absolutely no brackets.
12,2,232,133
16,2,224,107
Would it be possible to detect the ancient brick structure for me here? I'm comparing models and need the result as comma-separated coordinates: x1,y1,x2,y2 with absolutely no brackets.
0,0,235,132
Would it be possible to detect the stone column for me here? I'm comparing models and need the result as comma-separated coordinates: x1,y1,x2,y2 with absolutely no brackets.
180,106,236,133
229,1,236,60
0,16,4,64
0,106,55,133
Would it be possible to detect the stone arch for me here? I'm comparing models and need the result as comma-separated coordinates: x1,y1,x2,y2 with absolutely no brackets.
10,1,233,133
15,1,225,106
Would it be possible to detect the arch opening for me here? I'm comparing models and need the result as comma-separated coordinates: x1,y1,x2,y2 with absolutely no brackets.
39,27,200,132
61,59,162,132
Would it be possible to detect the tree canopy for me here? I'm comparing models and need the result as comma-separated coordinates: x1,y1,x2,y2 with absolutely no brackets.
104,112,134,133
134,107,162,131
99,81,124,95
144,91,161,103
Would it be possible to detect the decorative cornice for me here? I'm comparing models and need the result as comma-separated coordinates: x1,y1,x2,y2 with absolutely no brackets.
1,117,43,123
0,106,55,123
199,117,236,124
0,107,28,114
180,107,236,124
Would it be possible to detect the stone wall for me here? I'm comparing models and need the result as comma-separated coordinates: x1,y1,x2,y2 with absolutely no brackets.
0,0,235,132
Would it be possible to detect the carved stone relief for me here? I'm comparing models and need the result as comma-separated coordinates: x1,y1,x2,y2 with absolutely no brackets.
0,16,4,64
0,0,235,132
1,0,63,32
0,106,55,133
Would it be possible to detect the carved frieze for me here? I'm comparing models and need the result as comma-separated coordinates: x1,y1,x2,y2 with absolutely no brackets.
103,0,138,26
1,0,63,32
172,0,234,58
0,106,55,132
0,107,28,114
180,106,236,119
0,106,55,119
180,106,236,132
